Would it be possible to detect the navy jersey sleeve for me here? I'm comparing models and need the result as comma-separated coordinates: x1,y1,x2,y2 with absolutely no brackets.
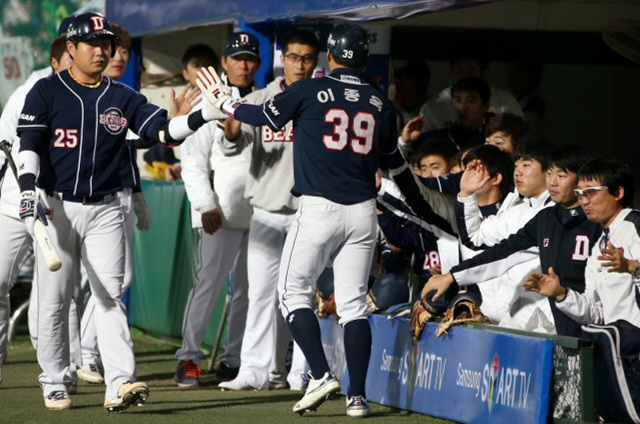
125,89,168,143
387,166,458,237
261,81,306,131
17,80,50,136
419,172,462,195
378,210,438,252
380,103,398,156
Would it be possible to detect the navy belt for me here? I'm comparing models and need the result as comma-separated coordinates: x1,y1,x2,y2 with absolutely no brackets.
47,191,118,205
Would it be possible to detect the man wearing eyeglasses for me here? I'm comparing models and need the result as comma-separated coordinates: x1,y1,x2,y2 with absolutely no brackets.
216,30,320,392
423,146,602,337
523,158,640,423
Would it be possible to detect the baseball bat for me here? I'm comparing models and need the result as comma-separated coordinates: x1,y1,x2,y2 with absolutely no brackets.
33,218,62,271
0,139,62,272
207,293,230,372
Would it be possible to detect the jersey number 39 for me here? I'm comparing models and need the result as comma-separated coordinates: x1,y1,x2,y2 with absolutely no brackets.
323,109,375,155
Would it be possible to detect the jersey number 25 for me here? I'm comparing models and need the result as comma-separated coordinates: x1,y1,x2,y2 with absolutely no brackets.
53,128,78,148
323,109,375,155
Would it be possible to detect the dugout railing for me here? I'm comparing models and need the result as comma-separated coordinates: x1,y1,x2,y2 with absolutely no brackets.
466,323,596,423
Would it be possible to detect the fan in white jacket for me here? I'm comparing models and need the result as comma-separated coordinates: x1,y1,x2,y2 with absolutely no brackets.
455,145,555,332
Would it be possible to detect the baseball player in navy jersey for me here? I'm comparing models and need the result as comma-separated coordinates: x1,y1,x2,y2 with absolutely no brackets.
77,22,153,385
16,13,224,411
216,30,320,393
175,33,260,387
198,23,398,417
0,36,73,385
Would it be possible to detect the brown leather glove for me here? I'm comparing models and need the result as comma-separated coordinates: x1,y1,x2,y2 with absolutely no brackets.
436,299,490,337
410,298,439,341
316,290,337,319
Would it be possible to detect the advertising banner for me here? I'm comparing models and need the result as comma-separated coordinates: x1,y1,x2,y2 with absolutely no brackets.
366,315,554,423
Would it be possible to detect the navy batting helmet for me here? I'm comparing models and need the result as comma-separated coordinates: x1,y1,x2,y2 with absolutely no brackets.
326,24,370,69
367,273,409,312
65,13,116,56
57,15,76,37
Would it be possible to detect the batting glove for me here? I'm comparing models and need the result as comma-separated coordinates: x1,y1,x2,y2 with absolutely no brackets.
132,191,152,230
196,66,237,119
19,190,36,238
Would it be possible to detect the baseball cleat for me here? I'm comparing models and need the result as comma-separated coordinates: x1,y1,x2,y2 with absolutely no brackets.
78,363,104,384
292,372,340,415
104,381,149,412
218,377,255,391
44,391,72,410
346,395,370,417
175,360,201,388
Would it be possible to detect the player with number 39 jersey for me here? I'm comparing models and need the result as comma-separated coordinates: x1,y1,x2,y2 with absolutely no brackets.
261,68,397,205
197,23,398,417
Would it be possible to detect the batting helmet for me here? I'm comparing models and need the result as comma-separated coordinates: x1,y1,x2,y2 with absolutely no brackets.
65,13,116,56
57,15,76,37
367,273,410,312
326,24,370,69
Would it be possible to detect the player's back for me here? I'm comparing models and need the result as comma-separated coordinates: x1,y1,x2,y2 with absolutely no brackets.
283,68,397,205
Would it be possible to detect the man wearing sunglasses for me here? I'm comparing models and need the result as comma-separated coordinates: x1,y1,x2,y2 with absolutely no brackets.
523,158,640,423
423,146,602,337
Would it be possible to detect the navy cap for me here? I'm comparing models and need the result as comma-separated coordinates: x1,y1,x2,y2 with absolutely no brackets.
225,32,260,58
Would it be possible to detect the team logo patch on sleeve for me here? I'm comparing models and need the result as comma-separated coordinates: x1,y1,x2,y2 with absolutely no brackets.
99,107,128,135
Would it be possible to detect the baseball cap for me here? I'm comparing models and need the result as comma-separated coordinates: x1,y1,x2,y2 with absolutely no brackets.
224,32,260,58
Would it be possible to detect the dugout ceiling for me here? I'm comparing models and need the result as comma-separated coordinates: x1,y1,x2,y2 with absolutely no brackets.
105,0,497,38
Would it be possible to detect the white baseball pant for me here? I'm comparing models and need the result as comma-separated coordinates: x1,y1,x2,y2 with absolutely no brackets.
176,227,249,365
35,193,135,401
278,196,376,325
0,212,32,366
79,189,136,368
234,207,294,390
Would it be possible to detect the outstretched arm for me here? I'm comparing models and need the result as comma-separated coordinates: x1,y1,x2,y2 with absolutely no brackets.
196,66,271,128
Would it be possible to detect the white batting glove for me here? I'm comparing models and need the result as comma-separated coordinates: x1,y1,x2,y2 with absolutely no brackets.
19,190,36,238
196,66,237,120
132,191,152,230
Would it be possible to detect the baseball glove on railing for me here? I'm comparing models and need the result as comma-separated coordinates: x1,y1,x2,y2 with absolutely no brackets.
316,290,338,319
436,299,490,337
410,298,439,341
